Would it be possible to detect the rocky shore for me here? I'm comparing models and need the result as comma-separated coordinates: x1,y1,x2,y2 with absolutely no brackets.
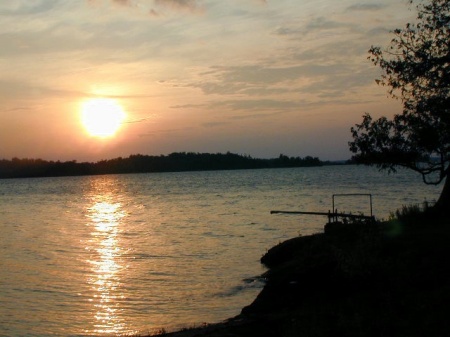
155,210,450,337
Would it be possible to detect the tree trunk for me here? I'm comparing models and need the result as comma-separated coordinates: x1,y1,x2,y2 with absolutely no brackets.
434,173,450,213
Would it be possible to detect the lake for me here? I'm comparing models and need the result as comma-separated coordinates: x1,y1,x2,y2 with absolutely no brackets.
0,166,441,336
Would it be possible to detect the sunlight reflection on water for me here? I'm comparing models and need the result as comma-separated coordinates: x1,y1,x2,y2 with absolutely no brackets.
85,189,127,335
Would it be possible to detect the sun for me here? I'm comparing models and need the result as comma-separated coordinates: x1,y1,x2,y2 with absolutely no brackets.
81,98,126,138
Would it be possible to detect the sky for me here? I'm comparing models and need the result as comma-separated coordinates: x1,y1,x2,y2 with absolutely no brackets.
0,0,417,162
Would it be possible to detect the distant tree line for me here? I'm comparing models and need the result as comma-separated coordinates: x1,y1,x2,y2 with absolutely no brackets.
0,152,324,179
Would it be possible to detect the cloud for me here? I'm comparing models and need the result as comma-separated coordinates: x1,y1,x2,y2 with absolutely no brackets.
304,17,356,34
111,0,133,6
273,17,358,40
346,4,386,11
93,0,266,16
202,121,230,128
273,27,300,36
217,98,300,111
0,1,58,15
293,37,370,63
149,8,159,16
154,0,199,11
194,95,373,119
87,0,204,18
103,0,203,13
199,64,312,86
139,126,195,137
185,65,303,96
153,0,265,11
186,63,360,97
124,117,153,124
0,80,87,101
89,0,135,6
149,0,204,16
170,103,207,109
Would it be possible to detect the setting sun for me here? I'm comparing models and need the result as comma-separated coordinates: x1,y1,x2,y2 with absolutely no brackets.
81,99,126,138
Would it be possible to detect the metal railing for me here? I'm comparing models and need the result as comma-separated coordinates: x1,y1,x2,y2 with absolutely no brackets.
271,193,375,223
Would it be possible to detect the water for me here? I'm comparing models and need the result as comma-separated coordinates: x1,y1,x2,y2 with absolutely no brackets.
0,166,440,336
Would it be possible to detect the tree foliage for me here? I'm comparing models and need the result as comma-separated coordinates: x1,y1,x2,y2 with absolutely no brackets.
0,152,323,179
349,0,450,204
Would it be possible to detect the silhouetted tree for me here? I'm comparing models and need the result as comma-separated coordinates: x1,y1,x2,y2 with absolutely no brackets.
349,0,450,211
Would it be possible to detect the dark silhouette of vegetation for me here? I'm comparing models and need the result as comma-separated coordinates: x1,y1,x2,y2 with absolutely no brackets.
0,152,323,179
145,209,450,337
349,0,450,211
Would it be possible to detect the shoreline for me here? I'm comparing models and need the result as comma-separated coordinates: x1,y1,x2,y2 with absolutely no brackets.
156,214,450,337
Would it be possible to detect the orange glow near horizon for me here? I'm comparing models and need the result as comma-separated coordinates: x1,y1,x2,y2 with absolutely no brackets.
81,98,126,138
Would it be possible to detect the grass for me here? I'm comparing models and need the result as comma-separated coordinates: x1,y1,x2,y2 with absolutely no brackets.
140,206,450,337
